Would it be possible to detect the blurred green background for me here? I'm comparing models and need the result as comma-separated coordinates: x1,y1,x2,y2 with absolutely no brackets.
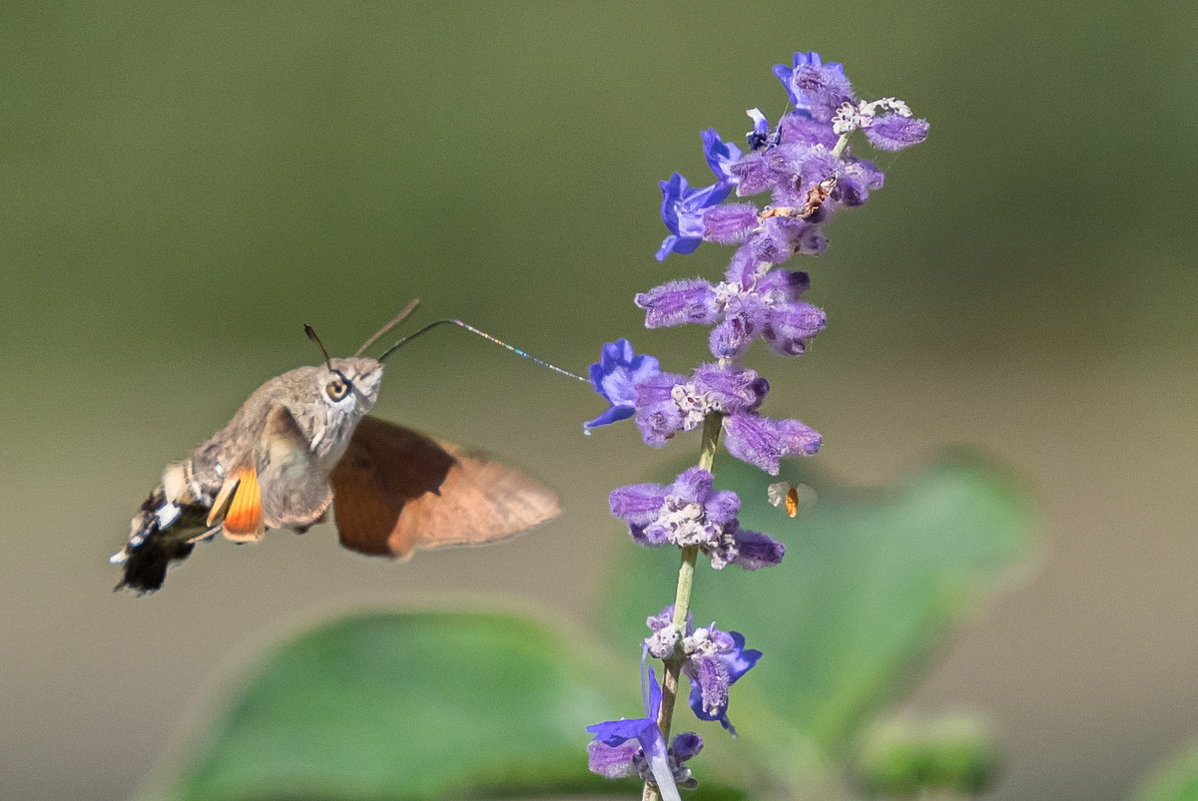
2,2,1195,800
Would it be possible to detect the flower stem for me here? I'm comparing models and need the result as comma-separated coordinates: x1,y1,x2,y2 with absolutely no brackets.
643,411,723,801
832,131,852,158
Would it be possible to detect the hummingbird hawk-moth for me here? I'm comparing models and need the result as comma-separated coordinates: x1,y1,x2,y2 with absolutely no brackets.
111,305,560,593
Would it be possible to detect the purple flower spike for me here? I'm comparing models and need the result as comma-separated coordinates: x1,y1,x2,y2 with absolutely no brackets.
587,669,683,801
685,629,762,733
723,411,822,475
701,128,743,184
657,173,733,261
864,114,930,151
772,51,855,121
586,339,663,432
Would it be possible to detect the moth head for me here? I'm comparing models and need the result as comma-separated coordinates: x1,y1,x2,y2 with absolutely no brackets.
320,357,384,415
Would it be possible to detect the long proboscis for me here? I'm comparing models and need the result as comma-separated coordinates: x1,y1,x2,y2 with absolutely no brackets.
377,319,588,383
353,299,421,357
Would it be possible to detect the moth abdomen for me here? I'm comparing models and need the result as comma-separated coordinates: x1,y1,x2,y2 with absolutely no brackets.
113,483,215,594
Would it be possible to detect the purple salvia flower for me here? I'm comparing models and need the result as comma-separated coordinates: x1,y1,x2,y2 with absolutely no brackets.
702,203,759,245
745,108,777,151
692,363,768,413
671,732,704,762
609,482,671,529
701,128,743,185
639,268,825,358
755,266,811,297
795,225,828,256
865,113,930,151
586,669,687,801
724,244,759,288
708,283,772,359
708,314,757,360
709,527,785,570
684,628,762,733
702,516,785,572
761,301,826,356
586,339,663,432
634,371,692,446
779,110,839,149
723,411,822,475
772,51,855,122
590,53,925,786
657,173,733,261
612,470,778,571
771,146,841,209
728,150,776,197
645,606,686,660
611,468,740,552
749,216,806,265
587,739,640,779
834,159,886,208
642,610,764,734
636,279,719,329
631,364,774,445
641,468,734,549
714,268,825,358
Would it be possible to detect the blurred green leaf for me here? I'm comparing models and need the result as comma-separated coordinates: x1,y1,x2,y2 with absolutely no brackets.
855,714,999,796
602,451,1035,775
147,611,627,801
1132,739,1198,801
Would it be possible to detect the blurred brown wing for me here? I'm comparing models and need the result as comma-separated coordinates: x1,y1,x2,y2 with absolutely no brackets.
330,415,559,559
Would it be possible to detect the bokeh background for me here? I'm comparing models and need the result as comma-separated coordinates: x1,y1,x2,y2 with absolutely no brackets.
2,3,1195,800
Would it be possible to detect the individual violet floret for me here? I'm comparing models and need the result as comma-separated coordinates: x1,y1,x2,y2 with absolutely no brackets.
644,608,763,734
656,173,732,261
723,411,821,476
864,113,930,151
585,339,663,432
586,668,702,801
701,129,742,185
772,51,855,121
610,467,785,569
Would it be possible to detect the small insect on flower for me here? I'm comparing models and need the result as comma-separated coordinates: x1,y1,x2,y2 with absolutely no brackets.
757,177,837,223
766,481,816,518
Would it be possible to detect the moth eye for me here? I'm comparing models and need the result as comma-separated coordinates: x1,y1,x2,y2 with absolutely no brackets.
325,380,350,401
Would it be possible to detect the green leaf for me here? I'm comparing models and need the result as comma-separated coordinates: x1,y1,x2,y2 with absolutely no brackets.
602,451,1035,769
147,610,626,801
1132,739,1198,801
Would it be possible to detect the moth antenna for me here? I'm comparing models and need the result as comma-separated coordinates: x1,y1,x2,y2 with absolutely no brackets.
303,324,335,372
354,299,420,357
378,319,588,383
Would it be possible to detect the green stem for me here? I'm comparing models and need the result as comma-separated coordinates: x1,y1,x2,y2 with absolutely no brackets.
643,411,724,801
831,130,853,158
